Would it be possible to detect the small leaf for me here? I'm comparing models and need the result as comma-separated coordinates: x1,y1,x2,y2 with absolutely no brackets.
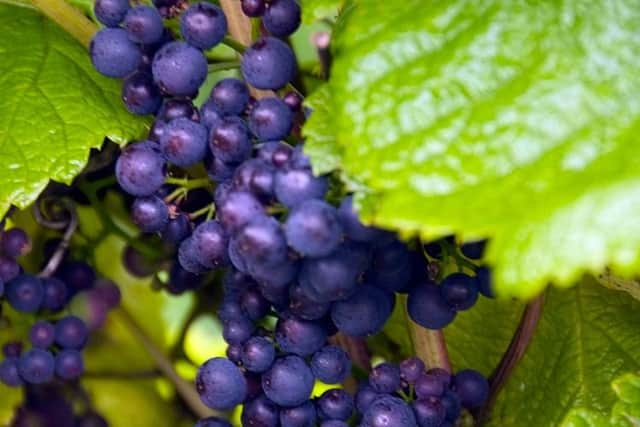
0,5,148,217
304,0,640,298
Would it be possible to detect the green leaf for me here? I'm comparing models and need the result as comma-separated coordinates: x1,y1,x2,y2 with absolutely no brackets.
304,0,640,298
487,279,640,426
301,0,342,23
596,269,640,302
303,85,342,175
0,5,148,217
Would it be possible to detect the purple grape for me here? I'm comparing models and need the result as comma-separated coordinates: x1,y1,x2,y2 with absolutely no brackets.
461,240,487,260
476,266,494,298
94,0,130,27
157,98,200,122
90,28,142,78
415,372,445,399
407,282,456,330
124,5,163,44
263,0,301,37
452,369,489,409
241,336,276,373
241,0,265,17
283,91,303,111
56,261,96,294
232,158,276,200
285,200,343,258
275,316,327,357
262,355,314,407
369,362,401,394
279,400,316,427
54,350,84,380
0,255,20,282
1,227,31,257
241,37,296,90
18,349,55,384
441,391,461,421
196,357,247,410
240,287,270,320
274,167,328,208
256,140,293,168
330,285,395,337
152,41,207,96
338,196,389,243
217,191,264,233
160,117,208,166
122,71,162,115
54,316,88,350
195,417,232,427
231,216,288,270
191,220,229,269
199,99,224,130
6,274,44,313
162,213,192,244
413,398,446,427
288,282,330,320
400,357,425,385
317,389,353,421
180,2,227,49
440,273,479,311
178,236,208,274
310,345,351,384
29,321,55,349
222,316,256,345
362,396,417,427
355,383,379,414
241,395,280,427
210,78,250,115
115,141,166,197
0,357,23,387
249,97,293,141
3,342,23,358
131,195,169,233
210,116,252,163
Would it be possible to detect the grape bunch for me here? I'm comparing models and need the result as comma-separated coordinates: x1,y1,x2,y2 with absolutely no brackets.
0,225,121,389
88,0,495,426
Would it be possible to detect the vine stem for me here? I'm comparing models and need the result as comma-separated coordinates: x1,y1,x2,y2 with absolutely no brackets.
477,293,545,424
402,295,452,372
35,198,79,278
114,306,217,419
31,0,96,47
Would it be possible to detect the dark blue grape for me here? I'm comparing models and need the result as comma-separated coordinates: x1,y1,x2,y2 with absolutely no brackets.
361,396,417,427
124,5,163,44
196,357,247,410
217,191,264,233
249,97,293,141
29,321,55,349
441,391,461,421
400,357,425,385
55,350,84,380
275,316,327,357
241,0,265,17
231,216,288,269
274,168,328,208
56,260,96,295
191,220,229,269
131,195,169,233
0,357,23,387
452,369,489,409
415,372,445,399
0,255,20,282
241,336,276,373
167,262,204,293
241,37,296,90
195,416,232,427
90,28,142,78
222,316,256,344
330,285,395,337
210,78,249,115
280,400,316,427
210,116,252,163
461,240,487,260
240,287,270,320
162,213,191,244
199,99,224,131
2,342,22,358
232,159,276,201
226,343,243,364
6,274,44,313
262,355,314,407
369,362,401,394
285,200,343,258
180,2,227,49
263,0,300,37
54,316,88,349
366,240,411,292
160,117,208,166
476,266,494,298
149,120,167,142
426,368,451,388
257,140,293,168
317,388,353,421
122,71,162,115
249,258,297,291
152,41,207,96
241,395,280,427
18,349,54,384
407,282,456,330
94,0,130,27
355,383,379,414
440,273,479,311
288,282,330,320
157,98,200,122
413,398,446,427
207,155,240,183
178,237,207,274
311,345,351,384
115,141,166,197
1,228,31,257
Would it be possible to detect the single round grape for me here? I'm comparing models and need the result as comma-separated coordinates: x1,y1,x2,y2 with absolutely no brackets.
275,316,327,357
369,362,401,394
196,357,247,410
56,260,96,294
310,345,351,384
274,168,328,208
263,0,301,37
415,372,445,399
131,195,169,233
191,220,229,269
0,357,23,387
152,41,207,97
452,369,489,409
210,116,252,163
241,0,265,17
160,117,208,166
178,237,208,274
317,388,354,421
0,255,20,282
90,28,142,78
241,336,276,373
280,400,316,427
262,355,314,407
399,357,425,385
161,213,191,244
122,71,162,115
180,2,227,49
94,0,130,27
1,227,31,257
461,240,487,260
55,349,84,380
285,200,343,258
413,398,446,427
240,287,270,320
288,282,330,320
222,316,256,345
124,5,164,44
195,416,232,427
476,266,494,298
366,240,411,292
210,78,250,115
249,97,293,141
6,274,44,313
257,140,294,168
29,321,55,349
55,316,88,350
355,383,380,414
440,272,479,311
330,285,395,337
441,391,461,421
157,98,200,122
115,141,166,197
241,394,280,427
207,155,240,184
226,343,243,364
241,37,296,90
231,216,288,269
407,282,456,330
18,349,55,384
217,191,264,233
3,341,23,358
362,395,417,427
232,158,276,200
249,258,298,291
200,99,224,131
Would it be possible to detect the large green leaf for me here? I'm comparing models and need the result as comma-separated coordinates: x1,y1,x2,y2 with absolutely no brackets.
301,0,343,23
304,0,640,298
487,280,640,426
0,4,147,217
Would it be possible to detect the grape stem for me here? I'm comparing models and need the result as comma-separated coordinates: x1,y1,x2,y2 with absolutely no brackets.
34,197,78,278
165,176,212,191
30,0,97,47
188,203,215,221
477,293,545,424
114,306,221,419
402,295,452,372
207,60,241,73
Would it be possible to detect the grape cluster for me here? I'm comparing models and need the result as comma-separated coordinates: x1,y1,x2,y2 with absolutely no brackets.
0,226,121,389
